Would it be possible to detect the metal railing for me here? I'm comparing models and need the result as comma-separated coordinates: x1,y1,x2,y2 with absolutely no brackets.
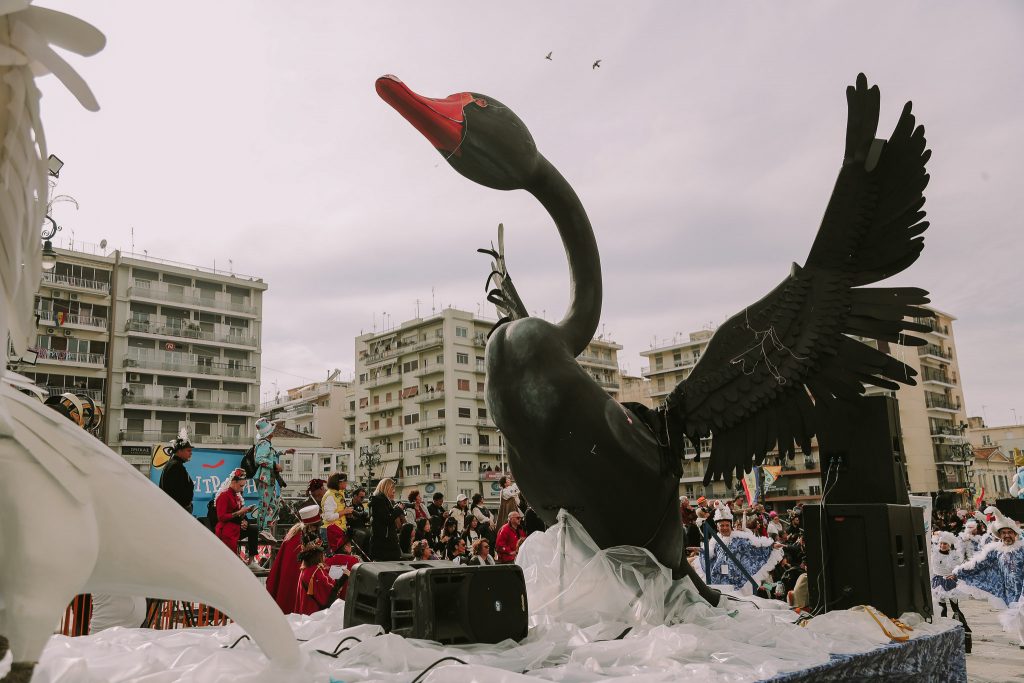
122,388,254,412
37,310,109,330
128,283,257,315
118,429,251,445
35,349,105,365
921,367,955,384
925,394,960,411
576,353,618,369
919,345,952,360
124,349,257,379
41,271,110,293
46,386,104,402
124,319,257,347
415,389,445,403
362,372,403,388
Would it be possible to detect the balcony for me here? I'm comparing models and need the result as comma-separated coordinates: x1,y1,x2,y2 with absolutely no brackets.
413,365,444,378
368,423,404,438
921,367,956,387
366,399,400,415
641,360,696,378
124,318,257,348
361,335,444,367
127,282,257,316
420,445,446,457
45,386,104,403
123,348,257,380
477,445,493,454
914,317,949,337
34,348,105,368
414,389,445,403
122,386,254,412
576,353,618,369
415,419,446,432
362,372,403,389
918,345,953,363
265,402,314,420
925,394,961,412
476,419,496,429
595,378,621,391
118,428,251,445
41,271,110,294
36,310,108,332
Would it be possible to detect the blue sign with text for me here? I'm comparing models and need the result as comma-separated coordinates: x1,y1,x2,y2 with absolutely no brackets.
148,447,262,518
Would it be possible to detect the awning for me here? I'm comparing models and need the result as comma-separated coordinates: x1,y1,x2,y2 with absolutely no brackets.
377,459,400,480
401,386,419,399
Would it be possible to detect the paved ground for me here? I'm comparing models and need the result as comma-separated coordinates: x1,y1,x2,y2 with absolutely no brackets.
958,598,1023,683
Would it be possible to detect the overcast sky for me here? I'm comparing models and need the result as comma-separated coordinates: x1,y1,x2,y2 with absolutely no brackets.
36,1,1023,426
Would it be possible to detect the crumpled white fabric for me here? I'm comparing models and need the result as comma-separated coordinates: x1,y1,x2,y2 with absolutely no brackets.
32,512,959,683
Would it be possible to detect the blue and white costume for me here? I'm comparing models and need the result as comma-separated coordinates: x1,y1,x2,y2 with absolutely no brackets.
1010,466,1024,500
930,532,965,602
696,505,782,595
954,508,1024,644
959,521,986,562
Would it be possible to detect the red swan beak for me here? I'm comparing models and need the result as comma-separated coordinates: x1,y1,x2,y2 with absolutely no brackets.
376,75,473,156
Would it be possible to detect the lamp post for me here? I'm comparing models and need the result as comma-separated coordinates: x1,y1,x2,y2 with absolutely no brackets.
41,154,74,271
359,444,381,486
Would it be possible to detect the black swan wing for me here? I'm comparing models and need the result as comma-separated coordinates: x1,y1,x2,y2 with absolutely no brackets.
659,74,933,486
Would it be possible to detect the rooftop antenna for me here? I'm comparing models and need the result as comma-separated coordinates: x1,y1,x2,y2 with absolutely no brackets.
432,287,436,314
415,299,421,318
229,259,234,275
130,226,135,254
99,239,107,255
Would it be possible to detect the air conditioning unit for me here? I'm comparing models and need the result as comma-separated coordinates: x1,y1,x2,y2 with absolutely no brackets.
63,330,72,337
46,327,55,334
52,292,63,299
70,293,79,300
127,373,142,383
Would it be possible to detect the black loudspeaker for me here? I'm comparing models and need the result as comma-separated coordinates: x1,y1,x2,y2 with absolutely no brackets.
815,396,910,505
391,565,529,644
804,503,932,619
995,498,1024,523
343,560,450,632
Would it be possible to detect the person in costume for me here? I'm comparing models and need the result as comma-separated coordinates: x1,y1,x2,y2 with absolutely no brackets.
931,531,967,621
696,503,784,595
295,529,350,615
496,476,521,530
214,468,257,564
158,435,194,513
953,507,1024,646
265,505,322,613
252,417,295,541
302,478,327,509
959,519,987,561
321,471,352,553
1010,466,1024,499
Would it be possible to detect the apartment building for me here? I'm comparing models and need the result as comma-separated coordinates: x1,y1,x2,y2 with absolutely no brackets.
260,375,355,489
10,246,114,430
108,252,267,471
351,308,624,505
640,306,969,505
968,419,1024,468
618,374,653,408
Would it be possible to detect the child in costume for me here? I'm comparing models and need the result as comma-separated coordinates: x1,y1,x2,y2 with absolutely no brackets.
931,531,966,622
696,503,783,595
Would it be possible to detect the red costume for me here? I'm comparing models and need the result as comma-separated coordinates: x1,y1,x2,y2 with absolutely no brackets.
214,489,243,552
495,522,527,563
295,564,336,615
266,532,302,613
326,525,346,554
325,554,360,600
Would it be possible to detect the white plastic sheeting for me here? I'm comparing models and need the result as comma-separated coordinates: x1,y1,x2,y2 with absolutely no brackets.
32,512,958,683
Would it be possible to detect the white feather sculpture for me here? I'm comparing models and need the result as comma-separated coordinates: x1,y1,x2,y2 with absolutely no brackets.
0,3,300,676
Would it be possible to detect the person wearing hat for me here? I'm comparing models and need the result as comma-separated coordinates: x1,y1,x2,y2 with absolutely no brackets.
265,504,323,613
953,506,1024,645
294,528,349,616
449,493,471,533
695,503,783,595
321,472,353,553
959,519,987,561
158,434,195,513
1010,466,1024,500
252,417,295,542
931,531,966,621
495,509,527,564
303,478,328,509
214,468,258,564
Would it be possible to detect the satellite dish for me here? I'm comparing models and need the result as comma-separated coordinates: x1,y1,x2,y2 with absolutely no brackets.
99,239,108,250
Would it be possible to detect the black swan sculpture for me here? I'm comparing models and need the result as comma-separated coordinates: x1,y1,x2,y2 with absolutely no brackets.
376,74,931,605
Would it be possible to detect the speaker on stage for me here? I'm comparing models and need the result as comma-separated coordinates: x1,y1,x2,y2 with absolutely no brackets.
343,560,450,632
995,498,1024,523
814,396,910,505
804,503,932,619
390,564,528,644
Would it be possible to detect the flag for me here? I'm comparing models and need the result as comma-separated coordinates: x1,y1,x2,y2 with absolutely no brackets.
762,465,781,489
975,487,985,509
56,310,65,326
742,468,758,505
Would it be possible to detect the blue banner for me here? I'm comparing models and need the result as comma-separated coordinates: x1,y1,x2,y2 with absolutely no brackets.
148,445,262,518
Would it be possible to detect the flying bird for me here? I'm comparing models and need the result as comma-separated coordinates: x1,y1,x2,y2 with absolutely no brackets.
592,59,601,69
545,51,552,60
376,73,931,606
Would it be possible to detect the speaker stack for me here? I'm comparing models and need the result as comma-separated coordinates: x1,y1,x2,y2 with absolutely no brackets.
805,395,932,619
343,561,529,644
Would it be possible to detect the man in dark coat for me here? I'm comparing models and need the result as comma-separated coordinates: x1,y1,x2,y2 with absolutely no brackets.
158,437,195,513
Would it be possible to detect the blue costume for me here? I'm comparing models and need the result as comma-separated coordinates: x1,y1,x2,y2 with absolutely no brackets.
698,528,782,593
253,418,282,534
1011,466,1024,499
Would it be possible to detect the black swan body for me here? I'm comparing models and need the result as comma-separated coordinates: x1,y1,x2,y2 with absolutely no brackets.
376,74,932,605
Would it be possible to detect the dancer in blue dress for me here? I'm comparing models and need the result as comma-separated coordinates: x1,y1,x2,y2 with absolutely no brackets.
696,504,783,595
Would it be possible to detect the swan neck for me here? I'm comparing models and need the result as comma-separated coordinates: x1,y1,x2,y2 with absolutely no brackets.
529,156,601,355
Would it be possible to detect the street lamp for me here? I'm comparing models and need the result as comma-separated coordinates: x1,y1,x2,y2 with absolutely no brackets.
41,216,60,271
47,154,64,178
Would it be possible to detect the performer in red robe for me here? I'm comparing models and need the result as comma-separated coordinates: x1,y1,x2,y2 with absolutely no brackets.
214,469,252,552
266,504,322,613
294,529,350,615
324,538,360,600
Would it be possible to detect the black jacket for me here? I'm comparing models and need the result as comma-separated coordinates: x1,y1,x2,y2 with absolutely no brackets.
369,493,402,561
159,456,194,513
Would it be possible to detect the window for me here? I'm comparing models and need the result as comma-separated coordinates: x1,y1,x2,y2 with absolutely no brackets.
460,488,474,499
438,433,446,445
460,460,473,472
673,351,682,366
456,352,468,364
404,439,420,450
693,348,701,361
406,465,421,476
385,391,392,401
478,407,487,418
480,434,490,446
657,378,666,391
459,433,472,445
372,395,380,405
456,326,468,338
438,409,446,419
403,413,419,425
373,420,379,430
655,356,663,370
403,360,419,372
440,461,447,473
458,407,471,418
359,373,368,383
457,379,470,391
476,381,485,392
359,397,368,408
301,455,313,473
436,354,444,364
476,356,485,372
